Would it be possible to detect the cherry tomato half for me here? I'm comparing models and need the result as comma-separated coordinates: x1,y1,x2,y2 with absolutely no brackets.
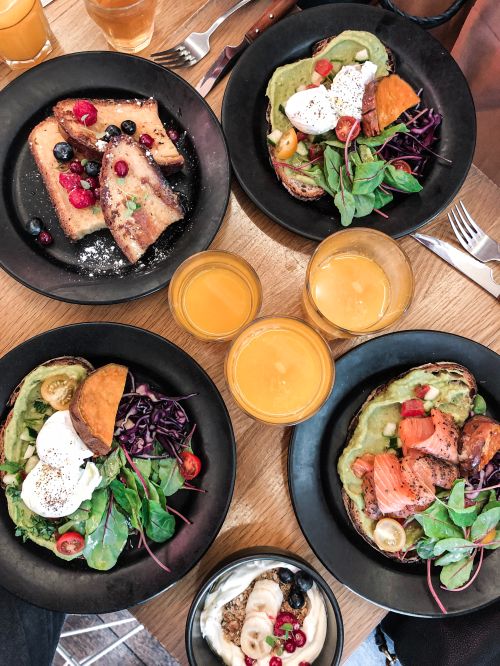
275,127,298,160
414,384,430,399
314,58,333,77
335,116,360,143
56,531,85,556
401,398,426,418
392,159,412,174
180,451,201,480
373,518,406,553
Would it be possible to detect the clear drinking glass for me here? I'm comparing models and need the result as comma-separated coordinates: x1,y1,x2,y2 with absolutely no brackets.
83,0,157,53
0,0,53,70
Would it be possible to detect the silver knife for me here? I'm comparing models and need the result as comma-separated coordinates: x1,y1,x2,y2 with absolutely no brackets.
412,233,500,299
196,0,297,98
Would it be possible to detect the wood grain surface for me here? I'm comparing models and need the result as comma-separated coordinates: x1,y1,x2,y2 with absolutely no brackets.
1,1,499,664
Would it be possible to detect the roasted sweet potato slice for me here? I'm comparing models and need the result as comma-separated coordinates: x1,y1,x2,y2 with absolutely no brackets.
70,363,128,455
375,74,420,130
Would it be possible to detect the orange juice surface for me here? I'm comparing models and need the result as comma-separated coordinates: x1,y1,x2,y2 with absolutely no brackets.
226,317,334,425
169,252,262,341
310,253,390,332
0,0,50,62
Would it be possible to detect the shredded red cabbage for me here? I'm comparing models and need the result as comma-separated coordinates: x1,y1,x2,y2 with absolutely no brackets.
468,453,500,499
114,372,196,457
380,108,448,175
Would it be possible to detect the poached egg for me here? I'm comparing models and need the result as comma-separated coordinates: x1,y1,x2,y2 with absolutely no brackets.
21,410,101,518
284,61,378,136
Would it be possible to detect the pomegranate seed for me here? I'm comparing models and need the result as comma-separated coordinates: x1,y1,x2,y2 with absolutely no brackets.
167,128,179,142
139,133,154,148
72,100,98,126
274,612,297,636
292,629,307,647
69,187,96,209
59,172,81,191
84,176,99,190
244,657,255,666
269,658,282,666
284,639,296,653
299,662,311,666
38,230,53,246
69,160,84,174
114,160,129,177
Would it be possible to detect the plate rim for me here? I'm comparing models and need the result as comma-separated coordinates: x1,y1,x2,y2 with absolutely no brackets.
0,51,231,305
289,329,499,617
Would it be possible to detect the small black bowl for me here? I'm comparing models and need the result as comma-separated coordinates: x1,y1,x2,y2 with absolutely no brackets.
185,547,344,665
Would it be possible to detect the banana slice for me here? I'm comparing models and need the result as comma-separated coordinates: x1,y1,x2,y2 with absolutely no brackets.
240,611,274,660
245,579,283,617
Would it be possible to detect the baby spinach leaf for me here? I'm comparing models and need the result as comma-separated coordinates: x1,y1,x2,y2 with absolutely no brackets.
440,557,474,590
110,480,141,530
58,520,85,536
85,488,109,535
359,145,374,163
121,467,137,491
68,500,92,522
471,507,500,541
433,537,473,556
357,123,408,146
449,508,480,528
352,161,385,195
373,188,393,209
448,480,480,526
97,448,122,488
83,501,128,571
142,498,175,543
416,538,437,559
435,549,473,566
354,192,375,218
482,500,500,513
383,164,423,193
158,459,184,497
324,146,341,192
334,189,355,227
308,166,335,197
413,502,462,539
322,139,345,149
133,458,152,480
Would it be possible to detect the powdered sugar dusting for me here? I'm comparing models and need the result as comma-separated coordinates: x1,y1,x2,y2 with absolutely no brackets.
77,236,127,276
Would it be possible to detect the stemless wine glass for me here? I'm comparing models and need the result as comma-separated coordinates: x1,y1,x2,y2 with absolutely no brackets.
83,0,157,53
303,228,414,339
0,0,53,70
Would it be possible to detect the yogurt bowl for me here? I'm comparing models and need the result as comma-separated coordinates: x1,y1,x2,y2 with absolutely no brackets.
185,548,343,666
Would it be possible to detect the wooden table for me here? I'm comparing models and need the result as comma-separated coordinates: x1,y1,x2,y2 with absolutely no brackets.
1,1,499,663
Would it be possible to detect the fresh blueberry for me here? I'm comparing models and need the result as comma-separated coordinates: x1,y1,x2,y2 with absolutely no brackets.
278,568,294,584
53,141,74,162
26,217,43,235
105,124,121,138
288,588,305,610
84,161,101,177
121,119,137,135
293,571,313,593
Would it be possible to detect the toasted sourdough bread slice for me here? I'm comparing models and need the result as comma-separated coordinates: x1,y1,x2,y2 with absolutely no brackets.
340,362,476,563
100,135,184,263
29,117,107,240
53,98,184,173
267,38,395,201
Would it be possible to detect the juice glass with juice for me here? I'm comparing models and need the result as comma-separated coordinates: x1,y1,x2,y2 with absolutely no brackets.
303,228,414,339
0,0,53,70
225,316,334,425
168,251,263,342
83,0,157,53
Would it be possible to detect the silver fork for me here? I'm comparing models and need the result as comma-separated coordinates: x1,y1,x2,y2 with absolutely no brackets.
448,200,500,263
151,0,255,69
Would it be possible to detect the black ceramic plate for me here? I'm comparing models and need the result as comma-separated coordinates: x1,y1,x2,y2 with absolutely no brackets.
0,323,236,613
289,331,499,616
222,4,476,240
0,52,230,303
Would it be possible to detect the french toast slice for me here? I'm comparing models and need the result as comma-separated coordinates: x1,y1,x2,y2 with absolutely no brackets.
53,98,184,173
100,135,184,264
28,117,106,241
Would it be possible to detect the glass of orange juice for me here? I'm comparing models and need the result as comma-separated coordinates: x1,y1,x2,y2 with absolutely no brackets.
83,0,157,53
225,316,334,425
303,228,414,339
168,251,263,342
0,0,53,70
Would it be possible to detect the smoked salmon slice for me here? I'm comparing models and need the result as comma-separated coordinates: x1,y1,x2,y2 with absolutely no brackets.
373,452,416,514
399,408,459,463
362,471,382,520
352,453,375,478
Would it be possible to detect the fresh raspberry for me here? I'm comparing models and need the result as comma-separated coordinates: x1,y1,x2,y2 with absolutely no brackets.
284,639,296,653
139,133,154,148
69,160,84,174
72,100,98,126
114,160,129,177
274,612,297,636
69,187,96,209
59,172,82,191
292,629,307,647
84,176,99,190
269,658,282,666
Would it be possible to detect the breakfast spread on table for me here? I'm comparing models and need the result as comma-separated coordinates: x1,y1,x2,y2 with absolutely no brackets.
28,97,184,263
200,560,327,666
266,30,446,226
0,357,202,570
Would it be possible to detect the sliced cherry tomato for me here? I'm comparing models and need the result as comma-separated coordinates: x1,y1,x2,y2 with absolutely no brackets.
414,384,430,399
392,159,412,174
41,373,78,410
401,398,426,418
180,451,201,480
296,131,309,142
275,127,298,160
373,518,406,553
305,83,319,89
314,58,334,77
56,531,85,556
335,116,360,143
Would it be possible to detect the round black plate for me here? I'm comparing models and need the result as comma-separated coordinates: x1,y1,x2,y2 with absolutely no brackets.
222,4,476,240
289,331,499,616
0,52,230,304
0,323,236,613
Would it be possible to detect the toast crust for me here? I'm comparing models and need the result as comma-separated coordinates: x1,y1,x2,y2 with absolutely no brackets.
53,98,184,172
29,118,107,240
